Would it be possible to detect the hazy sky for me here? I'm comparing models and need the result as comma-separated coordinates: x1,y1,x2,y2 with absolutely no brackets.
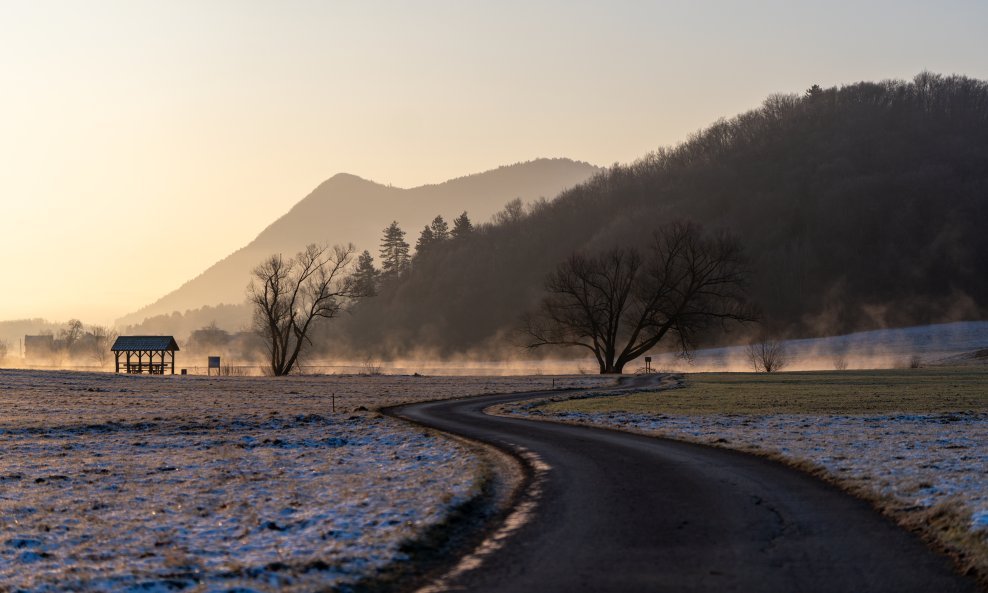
2,0,987,324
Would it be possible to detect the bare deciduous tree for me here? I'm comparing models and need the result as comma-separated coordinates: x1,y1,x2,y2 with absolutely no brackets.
248,243,357,376
524,222,755,374
746,339,789,373
88,325,118,368
58,319,84,356
492,198,525,225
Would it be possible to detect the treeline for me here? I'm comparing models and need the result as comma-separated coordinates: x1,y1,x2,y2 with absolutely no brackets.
121,304,266,364
322,73,988,357
2,319,117,367
121,303,249,338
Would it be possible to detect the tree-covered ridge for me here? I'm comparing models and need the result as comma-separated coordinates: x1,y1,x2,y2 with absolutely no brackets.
331,73,988,357
116,158,600,328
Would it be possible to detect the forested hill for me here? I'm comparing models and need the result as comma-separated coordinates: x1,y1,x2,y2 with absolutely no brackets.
331,73,988,357
116,158,600,328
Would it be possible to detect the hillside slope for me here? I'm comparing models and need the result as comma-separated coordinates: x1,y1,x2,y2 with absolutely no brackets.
117,158,600,327
332,73,988,357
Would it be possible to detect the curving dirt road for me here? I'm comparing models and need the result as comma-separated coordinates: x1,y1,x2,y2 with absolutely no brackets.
388,389,981,593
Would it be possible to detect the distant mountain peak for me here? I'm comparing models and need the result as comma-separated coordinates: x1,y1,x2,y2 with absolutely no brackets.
316,172,383,191
116,158,601,329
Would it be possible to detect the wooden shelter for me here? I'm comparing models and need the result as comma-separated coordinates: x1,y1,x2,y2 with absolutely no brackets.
111,336,180,374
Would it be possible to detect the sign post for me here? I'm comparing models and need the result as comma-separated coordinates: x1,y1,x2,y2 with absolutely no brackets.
207,356,221,376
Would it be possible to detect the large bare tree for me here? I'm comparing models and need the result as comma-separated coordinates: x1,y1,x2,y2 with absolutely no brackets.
524,222,755,374
248,243,357,376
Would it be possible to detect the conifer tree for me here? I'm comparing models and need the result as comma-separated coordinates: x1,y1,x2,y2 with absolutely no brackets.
451,211,473,239
417,215,452,254
379,221,410,278
352,250,379,296
416,224,435,253
430,215,450,242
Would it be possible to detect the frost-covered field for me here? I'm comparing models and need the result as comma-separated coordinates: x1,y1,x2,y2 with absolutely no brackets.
526,409,988,528
0,369,611,592
517,369,988,576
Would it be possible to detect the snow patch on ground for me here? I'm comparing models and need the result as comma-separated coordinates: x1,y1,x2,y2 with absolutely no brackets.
973,510,988,532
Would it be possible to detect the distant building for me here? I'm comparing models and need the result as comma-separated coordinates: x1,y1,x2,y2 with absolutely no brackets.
23,335,54,361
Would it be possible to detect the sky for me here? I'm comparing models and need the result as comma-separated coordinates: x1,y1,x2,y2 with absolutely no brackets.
2,0,987,325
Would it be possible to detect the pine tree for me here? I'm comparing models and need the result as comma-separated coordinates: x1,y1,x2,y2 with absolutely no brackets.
352,250,379,296
416,224,435,253
805,83,823,98
451,211,473,239
417,215,451,255
379,221,410,278
430,215,450,242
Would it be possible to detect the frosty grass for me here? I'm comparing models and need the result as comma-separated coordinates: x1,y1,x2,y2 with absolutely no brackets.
0,369,607,592
523,408,988,535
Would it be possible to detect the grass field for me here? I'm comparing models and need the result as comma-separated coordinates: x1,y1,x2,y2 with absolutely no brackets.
542,368,988,415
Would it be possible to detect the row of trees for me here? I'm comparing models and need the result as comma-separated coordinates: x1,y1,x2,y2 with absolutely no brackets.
248,220,759,375
352,212,476,298
50,320,117,366
13,320,118,367
247,212,481,375
184,322,266,361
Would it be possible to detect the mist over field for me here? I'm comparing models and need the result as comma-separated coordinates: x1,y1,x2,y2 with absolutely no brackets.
5,4,988,592
3,75,988,373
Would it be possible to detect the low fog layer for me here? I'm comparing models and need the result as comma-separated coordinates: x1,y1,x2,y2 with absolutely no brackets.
8,75,988,371
653,321,988,373
4,320,986,376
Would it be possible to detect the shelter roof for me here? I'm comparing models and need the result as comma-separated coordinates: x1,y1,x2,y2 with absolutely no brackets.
111,336,180,352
